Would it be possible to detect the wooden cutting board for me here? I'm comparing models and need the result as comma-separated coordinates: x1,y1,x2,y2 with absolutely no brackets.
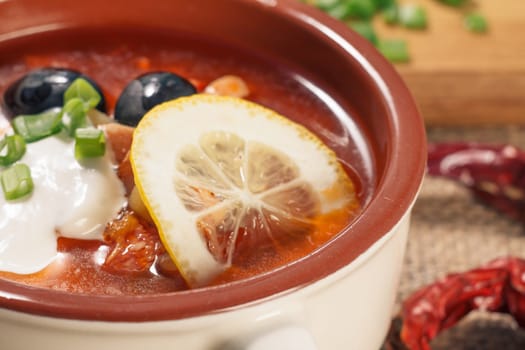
374,0,525,125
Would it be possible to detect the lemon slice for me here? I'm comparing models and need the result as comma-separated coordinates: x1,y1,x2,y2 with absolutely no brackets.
131,95,357,287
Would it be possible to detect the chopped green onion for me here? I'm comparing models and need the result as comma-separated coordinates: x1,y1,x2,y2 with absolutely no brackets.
372,0,396,10
464,13,488,33
346,0,376,20
12,108,63,143
319,0,376,20
64,78,101,110
0,135,26,167
314,0,340,11
349,20,379,46
382,4,399,25
74,128,106,160
62,98,90,137
378,39,410,63
438,0,465,7
399,4,427,29
325,1,352,20
1,163,34,200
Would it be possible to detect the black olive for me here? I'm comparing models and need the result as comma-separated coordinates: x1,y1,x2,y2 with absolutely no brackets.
2,67,106,117
114,72,196,126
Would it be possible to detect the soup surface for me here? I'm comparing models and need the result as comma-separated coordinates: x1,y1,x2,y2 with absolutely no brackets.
0,29,372,295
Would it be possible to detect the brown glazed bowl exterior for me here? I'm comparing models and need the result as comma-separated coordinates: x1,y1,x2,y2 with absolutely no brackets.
0,0,426,323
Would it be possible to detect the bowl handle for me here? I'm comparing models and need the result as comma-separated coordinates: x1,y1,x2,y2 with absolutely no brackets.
230,325,318,350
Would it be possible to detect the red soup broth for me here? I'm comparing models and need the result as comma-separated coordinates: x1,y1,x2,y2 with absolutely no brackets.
0,29,373,295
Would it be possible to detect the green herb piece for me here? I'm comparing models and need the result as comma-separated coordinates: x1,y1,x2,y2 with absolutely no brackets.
318,0,377,21
346,0,376,20
378,39,410,63
74,128,106,160
349,20,379,45
464,13,488,33
0,135,26,167
62,98,90,137
64,78,101,110
12,108,63,143
1,163,34,200
326,1,352,20
438,0,466,7
373,0,396,9
314,0,341,11
382,4,399,25
399,4,427,29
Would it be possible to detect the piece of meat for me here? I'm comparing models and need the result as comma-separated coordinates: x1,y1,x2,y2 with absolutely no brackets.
103,123,134,164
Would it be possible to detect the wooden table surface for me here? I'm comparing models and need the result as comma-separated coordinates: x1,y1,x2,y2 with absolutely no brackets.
374,0,525,125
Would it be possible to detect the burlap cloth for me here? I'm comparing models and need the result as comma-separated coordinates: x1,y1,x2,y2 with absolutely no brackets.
391,125,525,349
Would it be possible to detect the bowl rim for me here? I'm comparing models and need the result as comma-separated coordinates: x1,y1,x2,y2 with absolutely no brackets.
0,0,427,322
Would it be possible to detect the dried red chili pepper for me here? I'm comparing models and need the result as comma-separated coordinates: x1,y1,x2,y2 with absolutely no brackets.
382,144,525,349
427,142,525,223
383,257,525,350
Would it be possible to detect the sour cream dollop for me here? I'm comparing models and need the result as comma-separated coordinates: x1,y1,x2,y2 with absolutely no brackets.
0,134,126,274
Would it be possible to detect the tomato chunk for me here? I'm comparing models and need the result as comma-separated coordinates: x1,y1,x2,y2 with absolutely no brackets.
103,211,162,274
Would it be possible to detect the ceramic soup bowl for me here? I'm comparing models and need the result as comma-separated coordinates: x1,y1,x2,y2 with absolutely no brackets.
0,0,426,349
